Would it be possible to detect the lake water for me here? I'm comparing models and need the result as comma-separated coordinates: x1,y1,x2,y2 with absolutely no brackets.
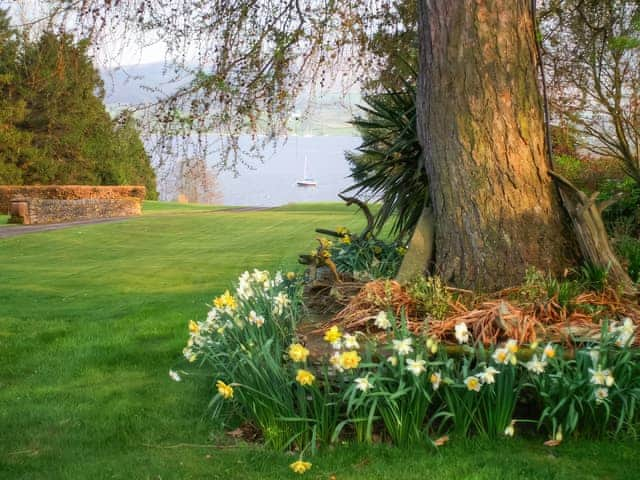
156,135,362,206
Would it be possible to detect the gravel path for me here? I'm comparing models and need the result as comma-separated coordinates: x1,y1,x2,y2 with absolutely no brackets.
0,207,271,239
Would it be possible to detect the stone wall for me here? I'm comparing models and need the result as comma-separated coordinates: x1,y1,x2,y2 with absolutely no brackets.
0,185,146,214
9,198,142,225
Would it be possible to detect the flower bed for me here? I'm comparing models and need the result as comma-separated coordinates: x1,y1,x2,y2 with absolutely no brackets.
177,268,640,474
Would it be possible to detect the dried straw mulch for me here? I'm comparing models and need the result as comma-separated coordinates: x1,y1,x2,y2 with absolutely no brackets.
320,280,640,348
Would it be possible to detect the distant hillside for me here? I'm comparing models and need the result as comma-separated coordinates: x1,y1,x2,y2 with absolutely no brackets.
99,62,361,135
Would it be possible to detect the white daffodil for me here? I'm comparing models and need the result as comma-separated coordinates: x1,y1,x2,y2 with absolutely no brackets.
354,376,374,392
595,387,609,404
169,369,182,382
343,333,360,350
454,322,470,344
492,347,510,365
505,339,519,354
392,337,414,356
329,352,344,372
526,354,547,374
589,368,606,385
430,371,442,390
406,358,427,376
603,369,615,387
374,311,392,330
248,310,265,327
504,420,515,437
387,355,398,367
273,292,291,316
477,366,500,384
542,343,556,360
464,376,482,392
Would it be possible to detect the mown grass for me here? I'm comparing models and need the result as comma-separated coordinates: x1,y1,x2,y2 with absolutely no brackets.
142,200,230,215
0,203,638,479
0,214,9,225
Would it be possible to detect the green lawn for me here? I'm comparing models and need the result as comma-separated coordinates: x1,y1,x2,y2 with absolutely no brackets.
0,204,637,479
142,200,229,215
0,214,9,225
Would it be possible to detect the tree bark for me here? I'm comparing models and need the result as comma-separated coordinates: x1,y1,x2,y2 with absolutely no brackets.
416,0,577,291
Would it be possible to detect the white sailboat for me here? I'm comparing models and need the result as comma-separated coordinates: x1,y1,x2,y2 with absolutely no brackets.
296,155,317,187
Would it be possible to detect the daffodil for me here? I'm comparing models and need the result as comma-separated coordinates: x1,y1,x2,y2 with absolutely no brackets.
248,310,265,327
525,354,547,374
492,347,510,365
406,358,427,376
542,343,555,359
296,369,315,386
426,337,439,355
354,376,373,392
324,325,342,344
343,333,360,350
430,371,442,390
392,337,414,355
335,226,349,236
286,271,296,281
339,351,361,370
290,460,312,474
374,311,392,330
504,420,515,437
273,292,290,316
464,376,481,392
288,343,310,363
188,320,200,335
216,380,234,399
454,322,470,344
396,246,407,256
505,339,519,354
169,369,182,382
340,235,352,245
387,355,398,367
590,367,614,386
595,387,609,404
329,352,344,372
477,366,500,384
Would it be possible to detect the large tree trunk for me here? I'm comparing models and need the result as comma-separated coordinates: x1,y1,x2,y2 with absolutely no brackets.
416,0,576,291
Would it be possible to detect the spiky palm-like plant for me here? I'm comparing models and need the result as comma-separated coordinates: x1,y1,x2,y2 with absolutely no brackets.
344,82,426,238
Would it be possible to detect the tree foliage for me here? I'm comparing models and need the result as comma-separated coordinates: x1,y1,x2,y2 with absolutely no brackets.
0,10,158,198
540,0,640,185
345,81,425,238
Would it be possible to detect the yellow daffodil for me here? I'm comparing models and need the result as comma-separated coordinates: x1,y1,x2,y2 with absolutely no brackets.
335,226,349,236
188,320,200,335
339,351,361,370
288,343,310,363
286,271,296,281
214,290,237,310
290,460,312,474
296,369,315,386
216,380,234,399
324,325,342,344
340,235,352,245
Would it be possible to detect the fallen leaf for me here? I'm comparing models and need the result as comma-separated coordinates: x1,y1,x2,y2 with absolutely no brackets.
543,439,561,447
433,435,449,447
